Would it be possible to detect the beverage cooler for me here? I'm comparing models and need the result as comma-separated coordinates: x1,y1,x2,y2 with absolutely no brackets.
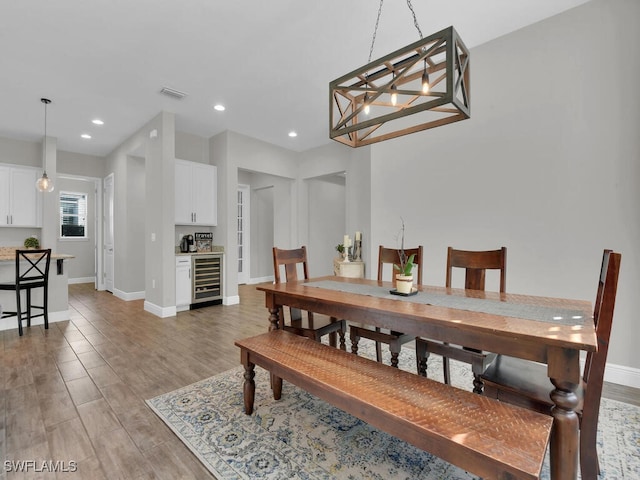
192,254,223,306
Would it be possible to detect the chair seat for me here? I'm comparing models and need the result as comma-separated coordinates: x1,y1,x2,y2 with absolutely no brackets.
284,315,345,336
349,324,415,368
416,338,497,392
0,280,46,289
481,355,584,416
350,324,415,343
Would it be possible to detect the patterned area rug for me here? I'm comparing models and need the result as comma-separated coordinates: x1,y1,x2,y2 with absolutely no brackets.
147,340,639,479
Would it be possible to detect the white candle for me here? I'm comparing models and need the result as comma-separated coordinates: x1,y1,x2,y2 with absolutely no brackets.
355,231,361,241
343,235,351,247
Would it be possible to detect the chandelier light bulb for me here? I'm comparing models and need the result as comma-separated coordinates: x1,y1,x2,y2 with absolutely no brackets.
36,172,54,193
422,62,430,94
363,91,370,115
391,84,398,106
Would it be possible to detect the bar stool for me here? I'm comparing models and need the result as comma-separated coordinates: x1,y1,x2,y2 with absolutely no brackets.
0,249,51,336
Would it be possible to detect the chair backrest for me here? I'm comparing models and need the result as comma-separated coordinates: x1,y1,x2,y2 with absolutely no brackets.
582,250,621,417
273,246,309,322
273,246,309,284
446,246,507,292
377,245,424,286
15,249,51,287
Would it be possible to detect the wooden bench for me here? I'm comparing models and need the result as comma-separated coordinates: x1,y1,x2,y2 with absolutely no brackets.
235,330,553,480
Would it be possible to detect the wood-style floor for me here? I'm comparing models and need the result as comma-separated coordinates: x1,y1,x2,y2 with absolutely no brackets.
1,283,638,479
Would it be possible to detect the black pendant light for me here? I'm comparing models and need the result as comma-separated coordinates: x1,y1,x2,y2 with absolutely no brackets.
36,98,54,193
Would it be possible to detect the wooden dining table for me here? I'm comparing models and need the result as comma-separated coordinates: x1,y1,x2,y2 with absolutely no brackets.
256,275,595,480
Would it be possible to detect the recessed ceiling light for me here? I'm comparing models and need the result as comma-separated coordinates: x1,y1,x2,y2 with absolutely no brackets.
81,134,92,139
213,104,225,111
288,131,298,137
92,119,104,125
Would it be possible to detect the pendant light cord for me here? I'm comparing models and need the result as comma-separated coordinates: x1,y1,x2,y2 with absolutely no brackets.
368,0,424,64
41,98,51,174
406,0,423,39
367,0,384,64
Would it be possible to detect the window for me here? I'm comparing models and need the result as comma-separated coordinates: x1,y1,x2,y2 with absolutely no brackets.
60,192,88,238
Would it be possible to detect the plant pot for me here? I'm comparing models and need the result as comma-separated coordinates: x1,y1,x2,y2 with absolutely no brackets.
395,274,413,294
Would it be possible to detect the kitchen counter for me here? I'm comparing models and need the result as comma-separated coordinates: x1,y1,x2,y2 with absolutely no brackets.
175,245,224,256
0,253,75,262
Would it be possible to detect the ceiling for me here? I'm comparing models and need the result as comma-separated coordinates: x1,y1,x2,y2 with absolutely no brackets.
1,0,591,158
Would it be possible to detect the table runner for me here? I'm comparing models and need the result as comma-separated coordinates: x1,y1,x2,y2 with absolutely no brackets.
305,280,589,325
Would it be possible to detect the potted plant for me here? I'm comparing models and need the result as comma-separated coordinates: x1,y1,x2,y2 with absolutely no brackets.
23,236,40,249
335,243,345,259
393,219,415,294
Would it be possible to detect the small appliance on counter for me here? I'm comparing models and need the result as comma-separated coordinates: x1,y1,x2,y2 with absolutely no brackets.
180,234,195,253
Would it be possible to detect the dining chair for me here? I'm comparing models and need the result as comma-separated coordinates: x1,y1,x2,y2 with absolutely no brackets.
350,245,423,367
415,246,507,392
272,246,346,349
0,249,52,336
480,249,621,480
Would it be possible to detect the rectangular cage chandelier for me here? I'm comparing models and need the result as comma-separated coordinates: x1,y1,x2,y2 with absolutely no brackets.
329,26,470,148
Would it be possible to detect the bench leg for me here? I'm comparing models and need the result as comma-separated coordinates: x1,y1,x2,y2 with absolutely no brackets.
242,361,256,415
272,375,282,400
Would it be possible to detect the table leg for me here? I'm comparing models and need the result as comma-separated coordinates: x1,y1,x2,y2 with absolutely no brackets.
549,377,580,480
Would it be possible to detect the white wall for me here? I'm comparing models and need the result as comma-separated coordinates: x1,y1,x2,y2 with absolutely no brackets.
298,142,372,275
369,0,640,374
211,130,299,300
104,112,175,314
307,176,345,276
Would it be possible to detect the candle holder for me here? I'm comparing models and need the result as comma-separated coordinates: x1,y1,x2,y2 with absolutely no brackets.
343,248,351,262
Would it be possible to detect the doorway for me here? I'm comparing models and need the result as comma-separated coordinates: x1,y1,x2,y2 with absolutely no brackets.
56,175,102,287
103,173,114,292
306,173,346,276
237,184,250,285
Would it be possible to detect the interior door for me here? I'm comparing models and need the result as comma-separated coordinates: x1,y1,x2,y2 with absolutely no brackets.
103,173,114,292
237,184,250,284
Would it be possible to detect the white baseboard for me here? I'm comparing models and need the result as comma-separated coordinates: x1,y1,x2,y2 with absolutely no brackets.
69,277,95,285
223,295,240,305
248,276,274,285
144,301,176,318
605,362,640,389
113,288,145,301
0,309,70,332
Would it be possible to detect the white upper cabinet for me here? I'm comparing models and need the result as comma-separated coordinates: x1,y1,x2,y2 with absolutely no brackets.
175,159,217,226
0,164,42,227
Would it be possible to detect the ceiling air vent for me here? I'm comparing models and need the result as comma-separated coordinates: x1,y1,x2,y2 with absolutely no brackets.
160,86,188,99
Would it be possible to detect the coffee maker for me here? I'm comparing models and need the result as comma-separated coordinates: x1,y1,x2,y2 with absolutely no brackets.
180,234,194,253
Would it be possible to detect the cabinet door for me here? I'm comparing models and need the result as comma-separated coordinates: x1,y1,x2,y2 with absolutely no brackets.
192,164,217,225
176,258,192,307
0,168,9,225
10,168,41,226
174,160,193,224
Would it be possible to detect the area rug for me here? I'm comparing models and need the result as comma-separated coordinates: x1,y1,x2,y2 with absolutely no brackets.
147,340,639,479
